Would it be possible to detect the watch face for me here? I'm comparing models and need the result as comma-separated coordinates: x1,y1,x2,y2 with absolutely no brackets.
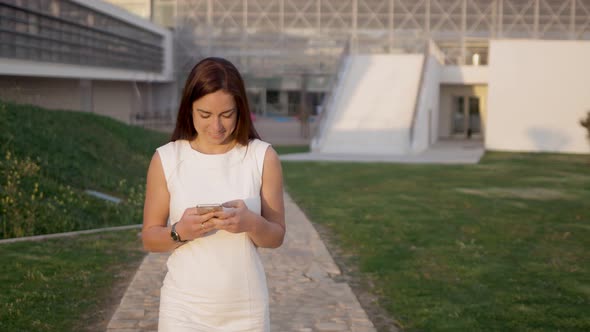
171,231,180,242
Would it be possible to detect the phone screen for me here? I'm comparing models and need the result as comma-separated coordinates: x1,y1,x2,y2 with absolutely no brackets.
196,204,223,214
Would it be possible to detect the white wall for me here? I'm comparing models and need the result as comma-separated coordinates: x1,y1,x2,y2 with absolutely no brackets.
0,76,176,124
0,76,83,111
317,54,424,154
487,40,590,153
93,81,136,123
441,66,488,84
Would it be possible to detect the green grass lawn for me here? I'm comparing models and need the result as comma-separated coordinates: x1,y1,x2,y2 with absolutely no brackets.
273,145,310,155
0,229,145,332
282,152,590,331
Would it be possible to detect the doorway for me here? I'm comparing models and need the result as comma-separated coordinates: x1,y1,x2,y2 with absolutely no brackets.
452,95,482,139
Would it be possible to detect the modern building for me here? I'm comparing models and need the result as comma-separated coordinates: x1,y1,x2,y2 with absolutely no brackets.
2,0,589,154
0,0,174,125
108,0,590,154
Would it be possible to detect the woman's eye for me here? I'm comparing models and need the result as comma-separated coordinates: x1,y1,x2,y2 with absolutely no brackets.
222,113,233,118
200,115,210,119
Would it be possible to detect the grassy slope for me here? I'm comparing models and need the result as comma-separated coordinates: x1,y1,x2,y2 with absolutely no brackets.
282,152,590,331
0,101,169,237
0,101,168,194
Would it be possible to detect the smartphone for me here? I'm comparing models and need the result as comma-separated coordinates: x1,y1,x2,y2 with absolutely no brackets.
196,204,223,215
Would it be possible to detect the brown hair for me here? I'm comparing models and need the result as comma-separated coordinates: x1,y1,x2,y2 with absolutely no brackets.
170,57,260,145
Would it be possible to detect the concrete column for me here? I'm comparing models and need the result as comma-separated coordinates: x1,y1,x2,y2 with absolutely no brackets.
491,0,497,38
299,74,310,138
300,74,308,110
460,0,466,65
533,0,539,38
425,0,430,39
147,82,153,115
279,90,289,115
352,0,358,53
279,0,284,33
132,81,141,123
570,0,576,39
260,88,267,117
498,0,503,37
80,79,93,113
389,0,394,52
206,0,213,55
316,0,321,32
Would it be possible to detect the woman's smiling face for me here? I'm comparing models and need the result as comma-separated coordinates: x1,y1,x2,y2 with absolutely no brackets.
192,90,238,149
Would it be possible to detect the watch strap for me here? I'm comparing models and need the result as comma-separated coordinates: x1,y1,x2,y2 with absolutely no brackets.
171,222,187,243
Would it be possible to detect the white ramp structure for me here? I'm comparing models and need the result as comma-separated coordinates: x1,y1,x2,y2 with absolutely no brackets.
313,42,447,155
313,54,423,154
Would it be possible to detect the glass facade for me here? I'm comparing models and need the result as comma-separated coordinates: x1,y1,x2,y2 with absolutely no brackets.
170,0,590,75
0,0,164,72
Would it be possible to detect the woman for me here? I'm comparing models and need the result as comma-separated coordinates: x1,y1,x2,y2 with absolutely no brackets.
142,57,286,331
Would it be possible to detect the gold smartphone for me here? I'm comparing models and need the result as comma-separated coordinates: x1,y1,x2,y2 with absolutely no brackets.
196,204,223,215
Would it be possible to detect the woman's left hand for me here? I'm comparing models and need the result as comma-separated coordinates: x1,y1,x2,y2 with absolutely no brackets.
211,199,257,233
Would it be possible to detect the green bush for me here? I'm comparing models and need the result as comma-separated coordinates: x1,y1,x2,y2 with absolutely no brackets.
0,149,146,238
0,150,43,237
581,110,590,142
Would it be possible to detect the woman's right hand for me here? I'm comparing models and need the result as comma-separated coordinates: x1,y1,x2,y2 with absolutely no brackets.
174,207,217,241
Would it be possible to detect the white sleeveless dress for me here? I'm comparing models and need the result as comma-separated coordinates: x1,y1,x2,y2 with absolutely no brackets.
156,139,271,332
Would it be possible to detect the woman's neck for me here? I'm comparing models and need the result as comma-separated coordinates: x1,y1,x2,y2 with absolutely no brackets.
190,137,236,155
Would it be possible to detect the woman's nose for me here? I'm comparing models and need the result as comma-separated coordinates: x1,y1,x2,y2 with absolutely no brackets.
211,117,222,130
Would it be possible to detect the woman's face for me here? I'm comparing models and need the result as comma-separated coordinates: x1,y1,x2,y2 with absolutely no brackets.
192,90,238,146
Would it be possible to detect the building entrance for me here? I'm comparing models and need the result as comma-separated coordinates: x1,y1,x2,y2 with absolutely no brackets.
452,95,482,139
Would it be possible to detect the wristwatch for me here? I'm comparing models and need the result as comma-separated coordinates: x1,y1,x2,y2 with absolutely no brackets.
171,222,187,243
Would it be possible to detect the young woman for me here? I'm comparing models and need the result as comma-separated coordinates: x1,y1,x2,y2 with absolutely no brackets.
142,57,285,331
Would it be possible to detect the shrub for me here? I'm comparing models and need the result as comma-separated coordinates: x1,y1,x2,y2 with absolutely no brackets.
0,149,145,239
581,110,590,142
0,150,43,238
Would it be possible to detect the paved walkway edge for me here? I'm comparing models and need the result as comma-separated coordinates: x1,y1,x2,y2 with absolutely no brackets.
107,193,377,331
0,224,142,244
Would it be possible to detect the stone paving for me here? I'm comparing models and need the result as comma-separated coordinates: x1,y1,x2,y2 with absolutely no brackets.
107,192,376,332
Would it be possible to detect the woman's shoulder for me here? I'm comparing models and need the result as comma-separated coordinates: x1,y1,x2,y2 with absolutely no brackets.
244,139,273,173
247,138,271,149
157,139,186,152
156,140,189,162
246,138,273,156
155,140,190,179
